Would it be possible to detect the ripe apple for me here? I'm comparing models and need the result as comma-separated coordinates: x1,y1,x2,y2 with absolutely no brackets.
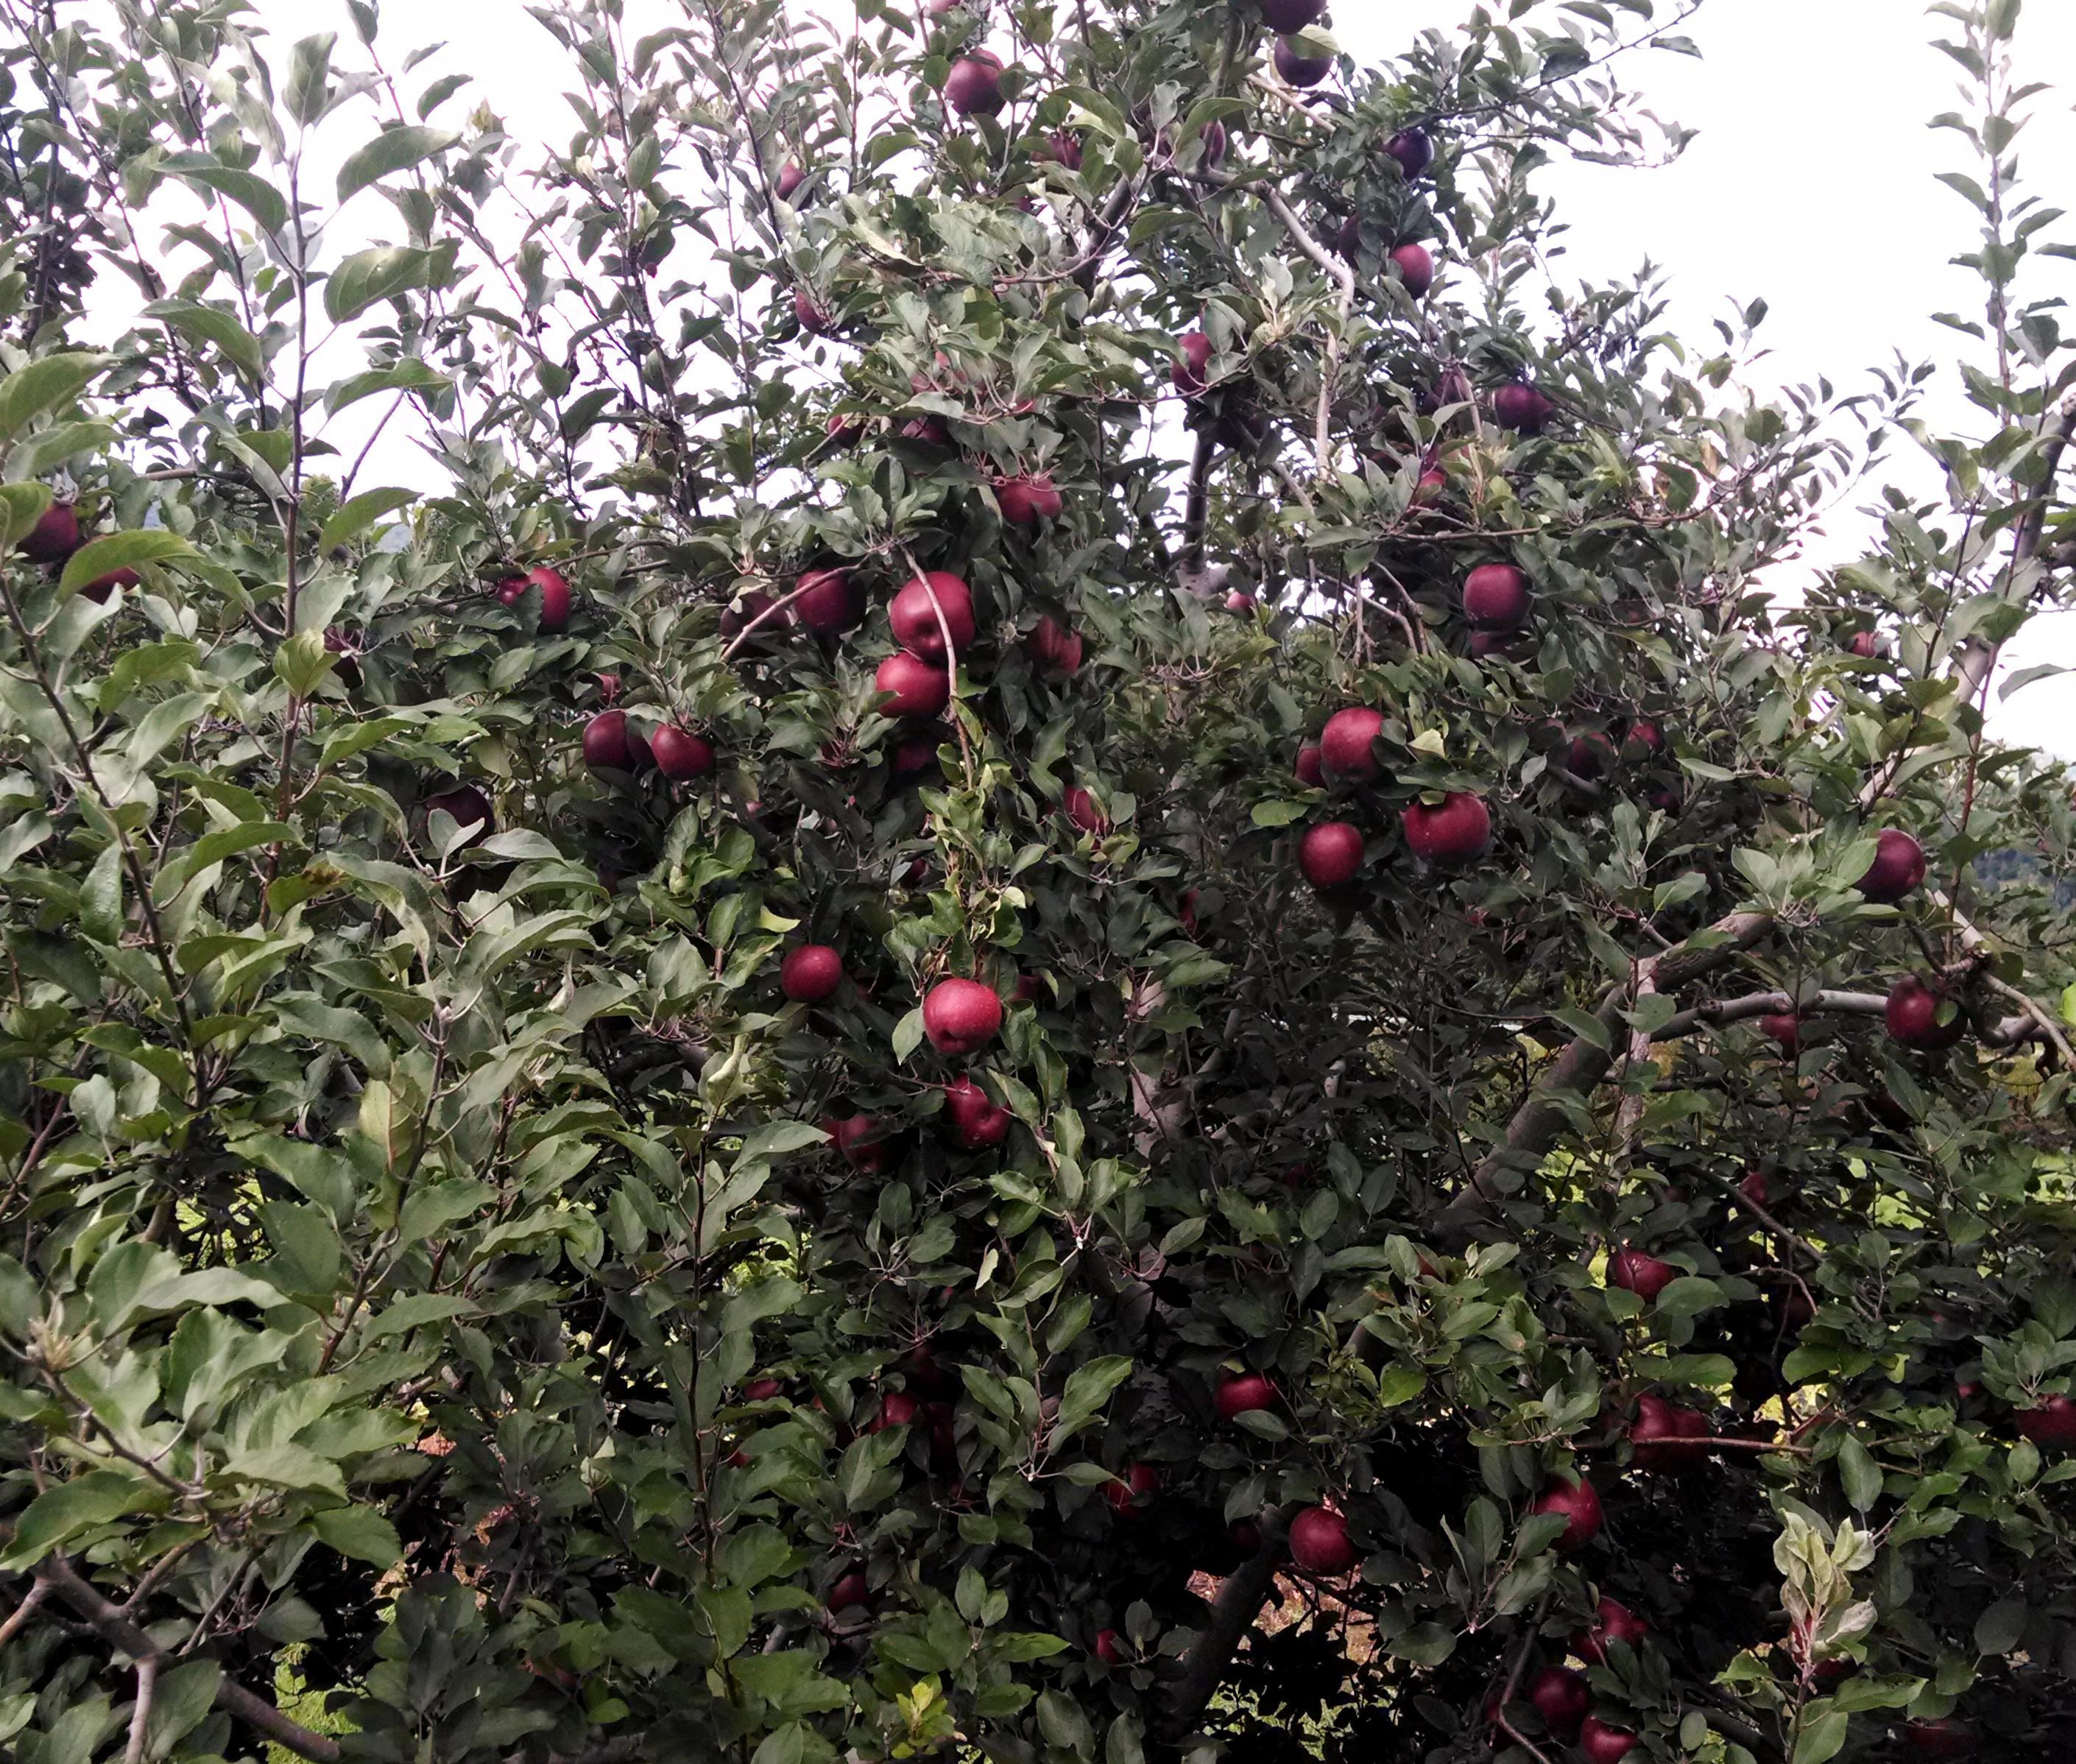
741,1377,783,1401
721,590,780,638
1062,786,1108,835
1295,745,1325,788
1574,1595,1648,1664
2016,1394,2076,1450
874,652,951,720
1332,215,1362,259
1759,1012,1801,1051
922,977,1003,1055
1224,589,1258,613
1172,329,1212,395
1385,126,1433,179
944,1076,1011,1149
825,412,864,448
1319,706,1385,780
19,500,81,563
1260,0,1324,27
1288,1505,1359,1574
1200,120,1229,165
890,571,976,659
943,51,1006,117
1039,130,1082,170
794,567,864,635
1401,792,1491,866
582,710,652,773
775,161,805,200
1607,1246,1678,1301
1462,563,1531,631
822,1113,888,1173
1739,1168,1773,1209
1857,828,1927,903
1025,613,1084,674
1213,1372,1279,1420
1389,241,1434,298
1274,40,1332,87
1492,381,1554,434
423,782,492,842
1578,1715,1635,1763
792,288,834,334
1847,629,1882,658
1105,1461,1159,1517
1092,1629,1124,1665
1527,1667,1590,1738
868,1391,920,1432
1567,730,1617,780
1299,821,1364,890
1529,1475,1602,1551
1901,1720,1974,1758
780,943,846,1003
1620,718,1664,759
652,726,716,780
827,1570,871,1612
1629,1392,1712,1471
1885,976,1964,1051
497,565,573,632
77,565,139,604
997,473,1063,526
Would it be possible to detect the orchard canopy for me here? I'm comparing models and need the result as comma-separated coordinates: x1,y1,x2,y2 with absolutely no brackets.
5,1,2076,1761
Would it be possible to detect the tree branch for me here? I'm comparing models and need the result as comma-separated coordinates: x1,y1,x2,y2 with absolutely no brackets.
1156,1509,1290,1741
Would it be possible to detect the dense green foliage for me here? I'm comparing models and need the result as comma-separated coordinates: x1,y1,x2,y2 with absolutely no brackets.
4,3,2076,1763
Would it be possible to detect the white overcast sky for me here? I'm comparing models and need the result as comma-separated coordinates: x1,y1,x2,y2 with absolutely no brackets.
247,0,2076,753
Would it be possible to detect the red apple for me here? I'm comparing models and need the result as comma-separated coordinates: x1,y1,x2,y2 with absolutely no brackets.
1629,1393,1712,1472
775,161,805,200
741,1378,783,1401
1200,120,1229,166
79,565,138,603
1295,745,1325,788
1172,330,1212,395
1578,1715,1635,1763
1574,1596,1648,1664
1288,1505,1358,1574
1567,730,1617,780
1620,718,1664,758
1413,466,1448,504
721,589,780,638
825,412,864,448
890,571,977,658
652,726,716,780
827,1570,871,1612
1213,1372,1279,1421
1527,1667,1590,1738
794,567,864,635
497,565,573,632
1401,791,1491,866
1492,382,1554,434
1299,821,1364,890
1025,613,1084,674
943,52,1006,117
1105,1462,1159,1517
1901,1721,1974,1758
1529,1476,1602,1551
1847,629,1882,658
582,710,652,773
868,1391,920,1433
1224,590,1257,613
922,977,1003,1056
944,1076,1011,1150
423,783,492,842
2016,1394,2076,1450
1462,563,1531,631
997,473,1064,526
780,944,846,1003
792,288,834,334
874,652,951,720
1385,127,1433,179
1062,786,1108,836
1739,1168,1772,1209
1760,1012,1801,1052
1607,1246,1678,1301
901,414,953,446
1319,706,1385,780
1389,241,1434,298
1092,1629,1124,1665
822,1114,888,1173
1260,0,1324,27
1039,130,1083,170
1274,40,1332,86
1885,976,1964,1051
1857,828,1927,903
19,501,81,563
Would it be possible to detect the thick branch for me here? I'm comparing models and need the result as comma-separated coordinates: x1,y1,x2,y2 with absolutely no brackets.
1156,1510,1290,1741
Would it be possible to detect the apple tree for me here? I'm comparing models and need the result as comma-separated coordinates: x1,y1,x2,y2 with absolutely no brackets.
2,1,2076,1763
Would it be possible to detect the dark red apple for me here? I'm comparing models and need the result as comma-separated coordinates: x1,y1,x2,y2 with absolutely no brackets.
1607,1246,1678,1301
1620,718,1664,759
1760,1012,1801,1052
1172,330,1212,395
874,652,951,720
19,501,81,563
1200,120,1228,165
775,161,805,200
780,944,845,1003
943,52,1006,117
1462,563,1530,631
1527,1667,1590,1738
1039,130,1082,170
944,1076,1011,1149
827,1570,871,1612
1105,1462,1159,1517
1574,1596,1648,1664
792,288,834,334
652,726,716,780
997,473,1063,526
582,710,652,773
1578,1715,1635,1763
1274,40,1332,86
1062,786,1108,836
497,565,572,632
1295,745,1325,788
922,977,1003,1055
868,1391,920,1432
1900,1721,1974,1758
1401,792,1491,866
1847,629,1882,658
1629,1392,1712,1472
1529,1476,1602,1551
1299,821,1364,890
1288,1505,1358,1573
1413,466,1447,504
822,1114,888,1173
2016,1394,2076,1450
423,783,492,842
1025,613,1084,674
1092,1629,1124,1665
890,571,976,659
1260,0,1324,27
1214,1372,1279,1420
1739,1168,1772,1209
79,566,138,603
741,1377,783,1401
1885,976,1964,1051
721,589,780,638
1567,731,1617,780
1492,381,1554,434
794,567,864,634
1857,828,1927,903
1389,241,1434,298
1385,127,1433,179
1319,705,1385,780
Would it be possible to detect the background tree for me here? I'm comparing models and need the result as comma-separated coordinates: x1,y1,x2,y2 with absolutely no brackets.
2,2,2075,1763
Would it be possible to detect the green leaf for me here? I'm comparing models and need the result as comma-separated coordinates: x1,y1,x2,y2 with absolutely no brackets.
336,125,460,202
325,359,450,414
286,32,338,127
1652,1276,1726,1318
1974,1596,2027,1656
163,152,289,235
0,354,106,440
1792,1707,1849,1764
310,1505,403,1568
0,1470,155,1568
58,530,198,594
1837,1435,1882,1511
1053,1355,1133,1437
146,300,265,383
325,245,446,323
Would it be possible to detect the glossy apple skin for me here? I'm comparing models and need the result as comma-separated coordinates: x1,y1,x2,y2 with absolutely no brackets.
1385,127,1434,179
1857,828,1927,903
497,565,573,632
652,726,716,780
997,473,1063,525
1492,381,1554,434
822,1113,888,1173
1319,706,1385,780
942,52,1005,118
780,944,845,1003
922,977,1003,1056
1299,821,1364,890
1389,241,1434,297
1288,1505,1358,1573
868,1391,919,1433
1530,1476,1602,1551
1274,41,1332,87
582,710,652,773
1104,1462,1159,1517
794,567,864,635
1172,330,1212,395
19,501,81,563
943,1076,1011,1149
1574,1595,1648,1665
1062,786,1107,835
1401,792,1491,866
2016,1394,2076,1450
875,652,951,720
1608,1247,1678,1301
1025,614,1083,674
1578,1715,1636,1763
1760,1012,1801,1051
1462,563,1531,631
1295,745,1324,788
1214,1372,1279,1421
423,783,492,842
775,161,805,200
1885,976,1964,1051
890,571,976,658
1092,1629,1124,1665
1629,1392,1712,1471
1526,1667,1590,1738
